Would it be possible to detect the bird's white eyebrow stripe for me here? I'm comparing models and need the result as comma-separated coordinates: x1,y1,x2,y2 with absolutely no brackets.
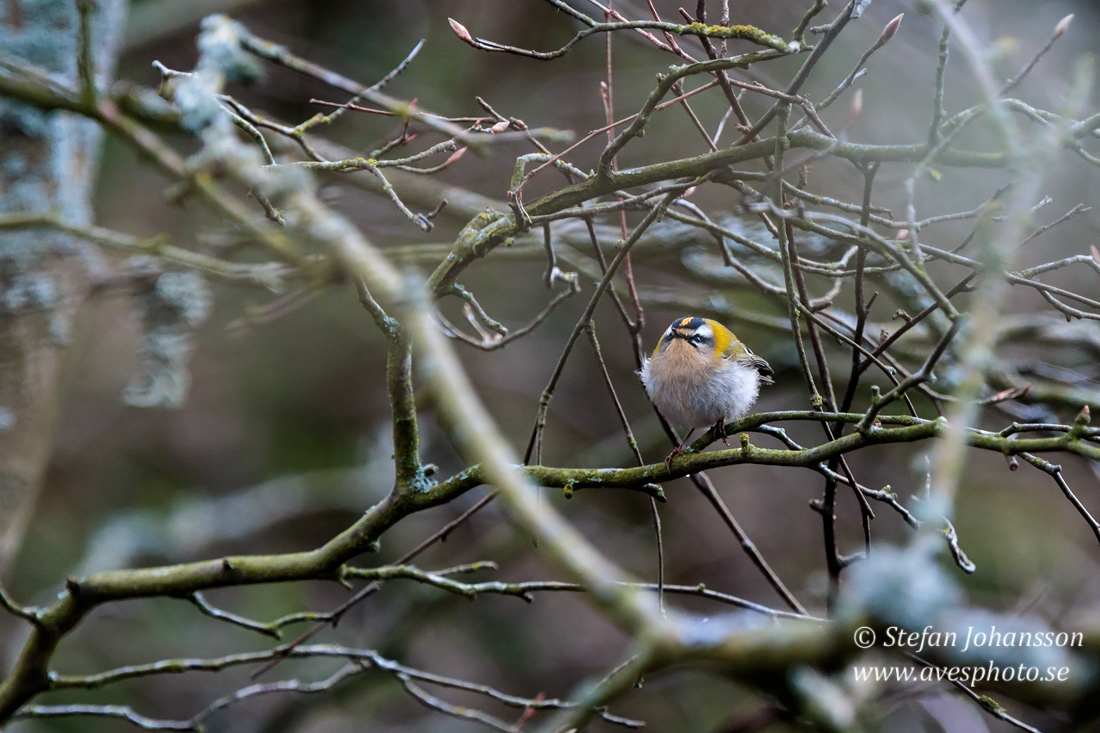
693,322,715,341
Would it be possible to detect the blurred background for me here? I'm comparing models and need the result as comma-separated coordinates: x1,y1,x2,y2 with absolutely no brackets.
4,0,1100,730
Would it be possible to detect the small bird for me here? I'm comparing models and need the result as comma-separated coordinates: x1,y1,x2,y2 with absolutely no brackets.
640,316,773,471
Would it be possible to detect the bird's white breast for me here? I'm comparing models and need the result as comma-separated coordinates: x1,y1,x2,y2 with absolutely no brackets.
640,356,761,428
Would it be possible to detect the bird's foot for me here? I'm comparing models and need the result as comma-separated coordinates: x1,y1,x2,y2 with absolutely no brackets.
664,428,696,474
664,447,683,475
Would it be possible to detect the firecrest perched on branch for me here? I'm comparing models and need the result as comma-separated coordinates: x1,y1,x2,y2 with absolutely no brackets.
640,316,773,470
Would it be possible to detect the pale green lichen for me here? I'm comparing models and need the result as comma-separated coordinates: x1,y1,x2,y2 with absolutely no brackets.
406,464,438,495
680,22,790,52
123,269,213,408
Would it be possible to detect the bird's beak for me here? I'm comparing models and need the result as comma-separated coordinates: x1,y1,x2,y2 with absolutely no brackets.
661,329,687,350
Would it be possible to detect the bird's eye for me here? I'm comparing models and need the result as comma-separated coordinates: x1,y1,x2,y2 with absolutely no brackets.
690,334,704,344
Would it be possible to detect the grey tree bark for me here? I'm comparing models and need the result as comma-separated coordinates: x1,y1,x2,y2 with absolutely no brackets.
0,0,128,571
